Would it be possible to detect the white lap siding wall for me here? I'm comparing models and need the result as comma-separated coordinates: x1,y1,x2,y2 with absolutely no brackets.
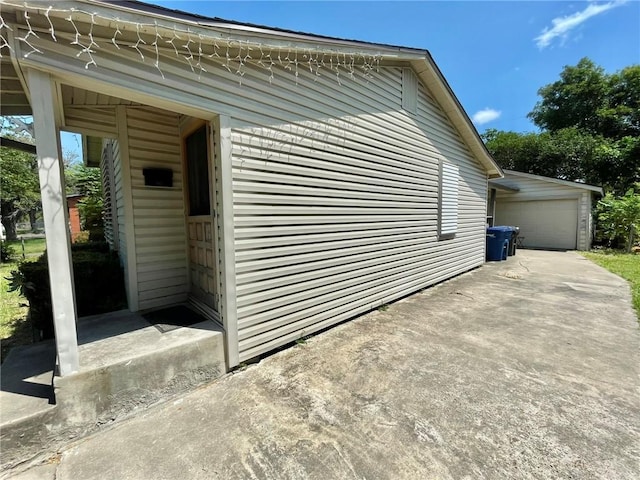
230,66,488,361
22,30,488,362
112,139,128,261
71,106,189,311
125,107,189,310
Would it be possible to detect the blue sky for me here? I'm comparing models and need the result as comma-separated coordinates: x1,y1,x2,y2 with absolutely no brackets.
153,0,640,132
62,0,640,155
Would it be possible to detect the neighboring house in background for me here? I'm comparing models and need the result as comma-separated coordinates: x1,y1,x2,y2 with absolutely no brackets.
0,0,502,377
66,194,84,243
488,170,603,251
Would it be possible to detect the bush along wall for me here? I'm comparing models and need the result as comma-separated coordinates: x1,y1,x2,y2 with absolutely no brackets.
10,242,128,340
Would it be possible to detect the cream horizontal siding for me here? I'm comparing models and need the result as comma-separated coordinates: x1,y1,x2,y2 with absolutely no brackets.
64,106,117,135
230,65,487,361
100,139,116,250
125,106,189,310
61,85,138,106
110,139,127,265
107,137,136,305
22,29,487,359
584,193,593,251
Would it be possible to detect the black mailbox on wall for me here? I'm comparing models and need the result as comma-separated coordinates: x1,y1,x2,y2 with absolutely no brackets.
143,168,173,187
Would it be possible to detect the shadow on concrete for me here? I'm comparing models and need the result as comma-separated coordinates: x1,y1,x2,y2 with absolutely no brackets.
0,340,55,403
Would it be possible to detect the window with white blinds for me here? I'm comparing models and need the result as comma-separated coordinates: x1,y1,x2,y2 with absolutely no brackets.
439,161,459,239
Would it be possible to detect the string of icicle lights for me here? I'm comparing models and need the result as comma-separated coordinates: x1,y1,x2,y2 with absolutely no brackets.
0,2,383,86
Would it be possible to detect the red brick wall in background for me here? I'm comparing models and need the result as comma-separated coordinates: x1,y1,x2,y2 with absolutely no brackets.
67,196,83,242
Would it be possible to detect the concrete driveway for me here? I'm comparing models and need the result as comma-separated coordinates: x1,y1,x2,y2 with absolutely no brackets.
10,250,640,480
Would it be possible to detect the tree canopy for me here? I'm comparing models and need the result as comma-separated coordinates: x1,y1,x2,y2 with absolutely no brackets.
528,58,640,140
0,133,40,241
484,58,640,195
65,163,104,236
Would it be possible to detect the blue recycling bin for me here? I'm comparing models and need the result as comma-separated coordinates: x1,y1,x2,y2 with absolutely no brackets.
486,226,512,261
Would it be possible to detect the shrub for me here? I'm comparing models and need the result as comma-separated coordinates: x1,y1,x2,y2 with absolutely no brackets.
1,241,15,263
88,227,105,243
595,187,640,251
8,243,127,340
70,241,110,253
73,231,90,243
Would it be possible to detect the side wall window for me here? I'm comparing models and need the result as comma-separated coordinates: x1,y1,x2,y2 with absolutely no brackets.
439,161,459,240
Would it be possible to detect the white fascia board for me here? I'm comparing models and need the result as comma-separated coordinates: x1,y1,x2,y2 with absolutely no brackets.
488,180,520,192
410,58,503,180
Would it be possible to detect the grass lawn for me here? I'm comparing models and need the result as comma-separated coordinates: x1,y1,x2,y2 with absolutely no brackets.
6,237,46,259
582,250,640,317
1,238,46,362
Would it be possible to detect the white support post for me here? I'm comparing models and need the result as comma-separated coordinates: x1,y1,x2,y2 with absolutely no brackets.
27,69,79,376
215,115,239,368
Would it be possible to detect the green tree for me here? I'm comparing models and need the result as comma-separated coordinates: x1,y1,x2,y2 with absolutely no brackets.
591,135,640,195
482,128,608,184
487,58,639,195
481,129,541,173
0,138,40,241
599,65,640,139
527,59,640,141
65,164,104,238
528,58,608,135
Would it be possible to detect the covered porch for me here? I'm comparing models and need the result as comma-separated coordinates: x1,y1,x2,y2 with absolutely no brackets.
1,11,238,464
1,58,237,375
1,308,225,468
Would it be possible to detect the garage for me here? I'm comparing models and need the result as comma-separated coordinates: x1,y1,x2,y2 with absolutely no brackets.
495,199,578,250
488,170,603,251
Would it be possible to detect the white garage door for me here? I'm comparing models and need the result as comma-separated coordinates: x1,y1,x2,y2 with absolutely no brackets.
495,199,578,250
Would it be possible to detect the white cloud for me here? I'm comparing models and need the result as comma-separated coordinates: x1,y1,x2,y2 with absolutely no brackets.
535,1,627,49
472,108,501,125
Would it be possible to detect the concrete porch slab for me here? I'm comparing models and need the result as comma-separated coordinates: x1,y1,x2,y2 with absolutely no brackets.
0,341,57,472
56,309,227,426
0,341,55,427
1,308,226,471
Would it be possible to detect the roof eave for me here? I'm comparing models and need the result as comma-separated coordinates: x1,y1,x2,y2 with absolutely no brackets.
504,170,604,194
88,0,429,57
488,180,520,192
13,1,503,179
86,1,503,179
